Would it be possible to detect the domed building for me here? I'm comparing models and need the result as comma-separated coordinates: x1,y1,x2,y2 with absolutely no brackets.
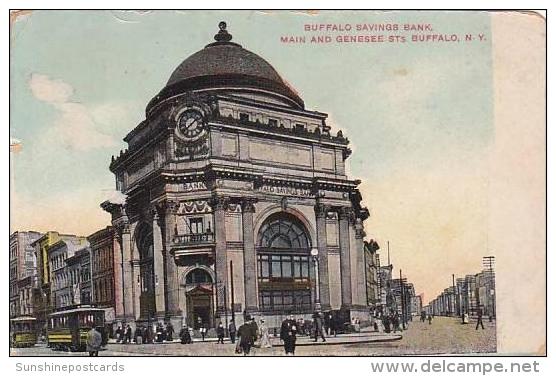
103,22,371,331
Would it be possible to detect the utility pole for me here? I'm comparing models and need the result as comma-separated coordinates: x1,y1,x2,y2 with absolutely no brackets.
387,241,391,266
452,274,458,317
399,269,406,330
482,256,496,318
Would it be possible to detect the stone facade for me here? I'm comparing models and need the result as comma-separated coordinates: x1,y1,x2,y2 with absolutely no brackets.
103,23,372,330
364,239,380,309
9,231,42,318
88,226,117,333
47,237,89,309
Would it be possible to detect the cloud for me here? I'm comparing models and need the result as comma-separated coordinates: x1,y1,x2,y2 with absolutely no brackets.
28,73,73,103
28,73,119,151
10,186,112,236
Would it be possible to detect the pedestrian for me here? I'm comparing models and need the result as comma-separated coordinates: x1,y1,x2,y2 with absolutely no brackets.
145,325,153,344
280,315,298,355
180,325,192,344
156,322,164,343
200,323,207,341
259,319,272,348
353,317,361,333
237,315,257,356
476,308,485,330
115,326,122,343
228,319,237,344
324,312,331,335
312,311,326,342
166,322,174,341
124,324,132,344
298,318,306,336
248,315,259,348
392,312,400,333
427,314,432,325
86,326,102,356
136,327,143,345
217,322,225,344
332,314,339,337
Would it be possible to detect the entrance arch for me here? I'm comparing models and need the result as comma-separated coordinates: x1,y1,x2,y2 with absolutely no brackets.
183,268,214,329
256,212,314,314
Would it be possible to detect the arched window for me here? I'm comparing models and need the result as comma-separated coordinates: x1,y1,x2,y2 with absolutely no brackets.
256,213,313,313
185,269,212,285
257,214,311,250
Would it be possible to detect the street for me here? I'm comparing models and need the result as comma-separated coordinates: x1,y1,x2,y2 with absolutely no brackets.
11,317,495,356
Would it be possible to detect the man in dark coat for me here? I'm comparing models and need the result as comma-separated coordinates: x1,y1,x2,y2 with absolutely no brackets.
86,327,102,356
280,315,298,355
180,325,192,344
216,322,225,344
312,311,326,342
248,316,259,341
392,312,401,333
476,308,485,330
237,315,257,355
383,315,392,333
115,326,122,343
228,319,237,344
166,322,174,341
124,324,132,344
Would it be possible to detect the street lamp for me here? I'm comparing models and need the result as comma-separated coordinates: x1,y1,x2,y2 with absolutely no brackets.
310,248,321,312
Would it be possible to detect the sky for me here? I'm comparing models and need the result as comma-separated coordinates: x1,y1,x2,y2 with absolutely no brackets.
10,10,493,302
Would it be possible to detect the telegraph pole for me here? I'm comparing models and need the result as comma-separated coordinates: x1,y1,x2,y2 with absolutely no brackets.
452,274,458,317
399,269,406,330
482,256,496,318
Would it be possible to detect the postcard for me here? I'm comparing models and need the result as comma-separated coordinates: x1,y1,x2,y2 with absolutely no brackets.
8,10,546,357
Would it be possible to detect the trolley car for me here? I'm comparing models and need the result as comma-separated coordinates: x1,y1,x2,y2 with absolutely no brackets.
10,316,37,348
47,305,106,352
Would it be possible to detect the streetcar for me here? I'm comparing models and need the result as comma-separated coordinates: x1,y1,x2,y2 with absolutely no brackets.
10,316,38,348
47,305,107,352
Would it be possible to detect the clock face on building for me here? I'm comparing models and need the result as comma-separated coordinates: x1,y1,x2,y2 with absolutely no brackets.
177,109,205,141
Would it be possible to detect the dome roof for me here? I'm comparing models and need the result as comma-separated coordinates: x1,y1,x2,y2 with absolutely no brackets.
147,22,304,113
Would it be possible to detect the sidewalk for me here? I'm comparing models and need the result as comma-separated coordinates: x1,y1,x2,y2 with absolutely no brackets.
108,331,402,347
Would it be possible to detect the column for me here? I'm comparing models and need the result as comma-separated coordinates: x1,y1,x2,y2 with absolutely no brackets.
112,231,125,321
152,208,166,318
241,198,258,313
354,218,367,308
120,222,135,321
163,200,181,317
314,203,331,310
338,207,352,309
212,196,228,315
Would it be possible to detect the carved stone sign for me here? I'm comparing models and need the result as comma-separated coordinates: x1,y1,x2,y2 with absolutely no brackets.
257,184,313,197
183,182,207,192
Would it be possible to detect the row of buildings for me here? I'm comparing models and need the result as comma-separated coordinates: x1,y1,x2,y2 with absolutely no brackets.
9,228,118,335
364,241,423,323
424,259,496,318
